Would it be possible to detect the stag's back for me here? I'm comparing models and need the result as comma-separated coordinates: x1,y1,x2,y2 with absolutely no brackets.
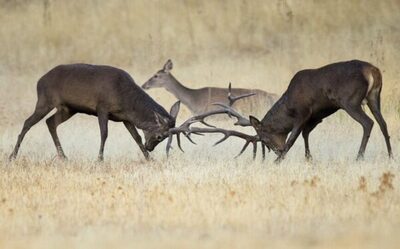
282,60,380,111
37,64,169,117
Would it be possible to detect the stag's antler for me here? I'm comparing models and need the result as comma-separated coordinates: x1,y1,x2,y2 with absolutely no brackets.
166,83,265,159
211,102,252,126
204,82,256,126
227,82,256,107
188,127,261,159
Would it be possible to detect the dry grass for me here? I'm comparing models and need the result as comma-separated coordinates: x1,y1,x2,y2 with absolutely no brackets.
1,0,400,248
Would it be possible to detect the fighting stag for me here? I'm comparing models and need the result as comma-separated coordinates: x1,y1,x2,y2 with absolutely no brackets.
180,60,393,162
9,63,186,161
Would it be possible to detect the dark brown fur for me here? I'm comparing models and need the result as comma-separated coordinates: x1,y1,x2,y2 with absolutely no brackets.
249,60,392,161
9,64,179,161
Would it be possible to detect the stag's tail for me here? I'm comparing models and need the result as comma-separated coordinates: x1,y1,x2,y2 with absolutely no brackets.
364,66,382,104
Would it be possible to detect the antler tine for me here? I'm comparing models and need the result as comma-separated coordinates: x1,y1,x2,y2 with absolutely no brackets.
212,102,251,126
166,132,186,156
253,141,257,160
227,82,257,107
176,133,184,152
187,127,260,159
227,83,232,118
166,134,173,157
166,111,218,151
172,109,236,135
166,83,258,156
261,143,266,161
234,140,251,158
183,132,197,144
169,82,256,138
235,139,258,160
213,134,230,146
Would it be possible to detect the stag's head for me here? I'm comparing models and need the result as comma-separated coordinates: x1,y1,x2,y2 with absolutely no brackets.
143,101,180,151
249,116,286,155
142,59,174,90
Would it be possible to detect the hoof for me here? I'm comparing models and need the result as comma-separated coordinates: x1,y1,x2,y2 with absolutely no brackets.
143,151,150,161
8,154,16,162
356,154,364,161
51,155,68,163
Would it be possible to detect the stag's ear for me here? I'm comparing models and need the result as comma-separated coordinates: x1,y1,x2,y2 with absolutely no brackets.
163,59,173,72
249,116,261,130
169,101,180,121
154,112,169,127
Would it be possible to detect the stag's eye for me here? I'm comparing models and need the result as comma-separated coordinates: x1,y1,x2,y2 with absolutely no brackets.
154,75,158,78
156,135,163,141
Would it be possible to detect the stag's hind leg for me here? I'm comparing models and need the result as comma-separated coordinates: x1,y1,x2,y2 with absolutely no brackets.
344,105,374,160
9,99,53,160
367,93,393,158
46,107,76,159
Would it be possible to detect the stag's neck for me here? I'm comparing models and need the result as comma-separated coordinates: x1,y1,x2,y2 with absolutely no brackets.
164,75,196,109
261,94,294,134
131,88,172,130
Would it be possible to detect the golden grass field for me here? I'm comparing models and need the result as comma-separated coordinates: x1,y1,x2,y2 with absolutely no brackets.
0,0,400,248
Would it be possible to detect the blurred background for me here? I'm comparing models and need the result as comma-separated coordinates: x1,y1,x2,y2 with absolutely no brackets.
1,0,399,109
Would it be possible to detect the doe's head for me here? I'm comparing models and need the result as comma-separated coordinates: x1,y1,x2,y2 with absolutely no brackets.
142,59,174,90
143,101,180,151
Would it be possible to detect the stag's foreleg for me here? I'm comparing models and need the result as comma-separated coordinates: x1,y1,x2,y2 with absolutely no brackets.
344,105,373,160
301,119,322,161
275,111,312,163
97,111,109,161
46,107,75,159
275,125,304,163
123,121,150,160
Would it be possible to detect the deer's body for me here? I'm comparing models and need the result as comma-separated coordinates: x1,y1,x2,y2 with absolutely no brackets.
10,64,180,161
142,60,278,116
38,64,170,123
249,60,392,161
164,85,276,115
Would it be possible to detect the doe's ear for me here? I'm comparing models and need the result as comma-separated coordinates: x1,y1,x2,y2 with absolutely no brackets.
169,101,180,121
249,115,261,130
163,59,173,72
